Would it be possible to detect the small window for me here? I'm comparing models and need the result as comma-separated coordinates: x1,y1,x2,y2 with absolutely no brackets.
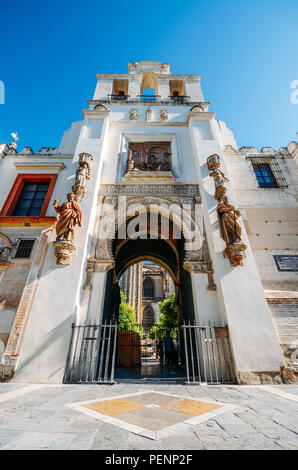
143,277,154,297
0,174,57,217
12,182,50,216
14,239,35,258
253,163,277,188
250,159,288,188
143,306,154,332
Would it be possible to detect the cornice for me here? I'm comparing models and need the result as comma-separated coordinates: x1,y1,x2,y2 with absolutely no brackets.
82,110,110,119
14,162,65,172
0,216,57,227
96,73,201,81
87,100,208,107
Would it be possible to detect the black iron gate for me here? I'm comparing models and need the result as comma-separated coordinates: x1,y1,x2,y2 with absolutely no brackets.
63,321,236,384
182,321,236,384
63,321,118,384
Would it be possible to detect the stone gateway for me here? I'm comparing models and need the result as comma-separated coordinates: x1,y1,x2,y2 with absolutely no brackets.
0,61,297,385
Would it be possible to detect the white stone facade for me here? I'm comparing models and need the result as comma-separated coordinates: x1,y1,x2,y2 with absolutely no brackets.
0,60,296,384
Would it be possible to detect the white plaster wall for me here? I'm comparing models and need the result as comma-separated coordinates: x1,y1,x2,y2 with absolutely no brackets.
128,76,142,98
184,80,204,102
191,273,222,325
58,120,83,155
13,116,111,383
224,151,298,208
93,79,113,100
100,118,210,185
189,119,284,373
253,249,298,290
0,310,15,335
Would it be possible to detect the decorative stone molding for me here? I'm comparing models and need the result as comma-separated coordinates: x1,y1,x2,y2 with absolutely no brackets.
94,104,108,111
129,109,138,121
95,187,204,287
53,240,76,265
207,154,247,267
236,368,295,385
19,146,34,155
83,259,114,290
99,184,200,198
183,261,216,290
125,171,175,181
72,152,93,202
14,162,65,172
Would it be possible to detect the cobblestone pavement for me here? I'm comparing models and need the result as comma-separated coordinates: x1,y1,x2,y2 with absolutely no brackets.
0,382,297,450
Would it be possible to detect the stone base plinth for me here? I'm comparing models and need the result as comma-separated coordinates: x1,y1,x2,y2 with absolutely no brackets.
224,243,247,267
237,367,296,385
53,241,76,265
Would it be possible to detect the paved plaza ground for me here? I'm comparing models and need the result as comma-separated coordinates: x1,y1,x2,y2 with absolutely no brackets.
0,382,297,450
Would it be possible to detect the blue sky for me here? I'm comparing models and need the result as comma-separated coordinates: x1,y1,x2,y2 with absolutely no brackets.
0,0,297,151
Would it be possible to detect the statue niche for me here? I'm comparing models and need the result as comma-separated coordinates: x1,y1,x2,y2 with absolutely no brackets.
125,142,172,175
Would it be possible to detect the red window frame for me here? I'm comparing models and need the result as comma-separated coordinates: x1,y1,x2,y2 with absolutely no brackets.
0,174,58,217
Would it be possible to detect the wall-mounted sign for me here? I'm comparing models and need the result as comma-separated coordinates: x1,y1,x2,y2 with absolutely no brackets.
273,255,298,272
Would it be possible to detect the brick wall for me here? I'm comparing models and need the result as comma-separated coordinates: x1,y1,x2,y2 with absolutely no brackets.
269,301,298,345
0,228,41,310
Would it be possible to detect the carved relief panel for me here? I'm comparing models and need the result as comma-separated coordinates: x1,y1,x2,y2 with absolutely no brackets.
126,142,172,174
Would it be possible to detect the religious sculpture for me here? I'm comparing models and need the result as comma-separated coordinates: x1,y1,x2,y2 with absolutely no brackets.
129,109,138,121
53,192,82,242
217,195,242,245
207,154,221,171
72,152,92,201
53,192,82,265
207,153,247,266
126,151,135,172
125,142,172,174
160,109,168,121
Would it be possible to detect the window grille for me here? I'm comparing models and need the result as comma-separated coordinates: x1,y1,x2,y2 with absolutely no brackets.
14,239,35,258
249,157,288,188
143,277,154,297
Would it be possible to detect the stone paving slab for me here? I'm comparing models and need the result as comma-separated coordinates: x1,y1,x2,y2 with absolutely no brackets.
0,383,297,450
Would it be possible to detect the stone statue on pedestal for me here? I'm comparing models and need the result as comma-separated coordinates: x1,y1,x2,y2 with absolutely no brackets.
217,196,242,245
53,192,82,243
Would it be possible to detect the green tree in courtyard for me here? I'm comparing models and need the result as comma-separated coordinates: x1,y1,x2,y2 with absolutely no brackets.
149,293,178,339
118,291,143,336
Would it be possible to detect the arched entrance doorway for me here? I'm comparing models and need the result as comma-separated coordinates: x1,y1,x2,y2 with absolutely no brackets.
63,190,236,385
99,214,196,380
